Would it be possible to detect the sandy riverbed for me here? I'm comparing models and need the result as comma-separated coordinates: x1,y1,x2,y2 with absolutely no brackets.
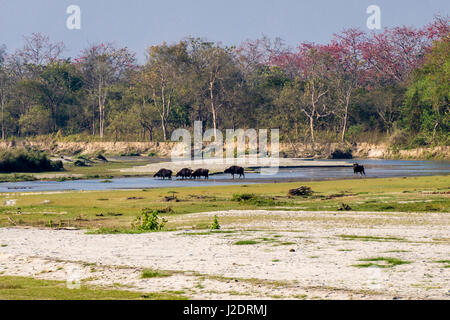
0,209,448,300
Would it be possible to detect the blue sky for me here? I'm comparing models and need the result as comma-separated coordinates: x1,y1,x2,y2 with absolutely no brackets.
0,0,448,61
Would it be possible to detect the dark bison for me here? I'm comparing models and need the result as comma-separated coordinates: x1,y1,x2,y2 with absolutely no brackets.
154,168,173,180
353,163,366,176
176,168,193,180
192,168,209,179
224,166,245,179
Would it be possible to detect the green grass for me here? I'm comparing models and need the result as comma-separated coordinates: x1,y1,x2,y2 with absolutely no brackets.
141,269,172,279
234,240,259,245
432,260,450,268
180,231,236,236
0,276,187,300
339,235,405,242
85,228,151,235
352,257,411,268
0,175,448,230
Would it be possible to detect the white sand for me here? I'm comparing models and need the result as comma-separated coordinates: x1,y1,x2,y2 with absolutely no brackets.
0,210,449,300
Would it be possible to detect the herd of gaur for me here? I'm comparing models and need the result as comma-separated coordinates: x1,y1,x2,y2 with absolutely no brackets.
154,165,245,180
153,163,366,180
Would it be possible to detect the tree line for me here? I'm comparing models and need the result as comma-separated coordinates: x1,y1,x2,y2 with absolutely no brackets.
0,16,448,148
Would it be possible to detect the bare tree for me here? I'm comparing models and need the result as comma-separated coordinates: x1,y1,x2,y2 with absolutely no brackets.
144,42,188,141
77,43,135,138
0,46,12,140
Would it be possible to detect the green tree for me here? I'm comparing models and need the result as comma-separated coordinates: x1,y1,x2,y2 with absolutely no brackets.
404,38,449,142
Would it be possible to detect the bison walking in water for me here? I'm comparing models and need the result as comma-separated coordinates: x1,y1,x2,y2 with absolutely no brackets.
154,168,173,180
353,163,365,176
176,168,193,180
224,166,245,179
192,168,209,179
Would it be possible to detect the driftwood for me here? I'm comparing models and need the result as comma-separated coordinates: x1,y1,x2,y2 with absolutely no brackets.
338,203,352,211
7,216,17,225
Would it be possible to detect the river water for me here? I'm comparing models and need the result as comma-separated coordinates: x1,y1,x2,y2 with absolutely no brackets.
0,159,448,193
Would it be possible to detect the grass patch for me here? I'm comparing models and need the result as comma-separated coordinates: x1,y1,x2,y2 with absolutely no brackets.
0,276,186,300
432,260,450,268
231,193,279,206
352,257,411,268
234,240,259,245
1,175,448,230
339,235,405,242
181,231,236,236
141,269,172,279
85,228,150,235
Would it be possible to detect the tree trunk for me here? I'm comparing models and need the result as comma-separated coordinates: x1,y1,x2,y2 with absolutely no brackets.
309,116,315,150
341,95,350,142
1,98,4,141
161,115,167,141
98,80,106,139
209,82,217,139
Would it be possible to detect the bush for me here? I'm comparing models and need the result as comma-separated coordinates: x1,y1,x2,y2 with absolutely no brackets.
132,209,168,231
231,193,276,206
330,148,353,159
389,129,410,148
211,215,220,230
409,135,429,148
288,186,313,197
346,125,364,142
231,193,255,202
0,149,64,173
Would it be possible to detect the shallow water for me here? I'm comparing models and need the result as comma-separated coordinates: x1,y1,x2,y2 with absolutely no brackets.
0,159,448,193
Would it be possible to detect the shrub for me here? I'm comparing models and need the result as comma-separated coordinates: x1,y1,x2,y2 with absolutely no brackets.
231,193,276,206
389,129,410,148
288,186,313,197
330,148,353,159
231,193,255,202
409,135,429,148
0,149,64,173
346,125,364,142
132,208,167,231
211,215,220,230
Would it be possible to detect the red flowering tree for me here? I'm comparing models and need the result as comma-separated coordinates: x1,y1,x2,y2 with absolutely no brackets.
273,43,333,148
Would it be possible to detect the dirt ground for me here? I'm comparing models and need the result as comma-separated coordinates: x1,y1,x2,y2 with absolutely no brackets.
0,209,449,300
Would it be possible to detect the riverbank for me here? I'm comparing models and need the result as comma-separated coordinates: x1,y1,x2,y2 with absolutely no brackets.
1,175,448,229
1,140,448,160
0,175,448,300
